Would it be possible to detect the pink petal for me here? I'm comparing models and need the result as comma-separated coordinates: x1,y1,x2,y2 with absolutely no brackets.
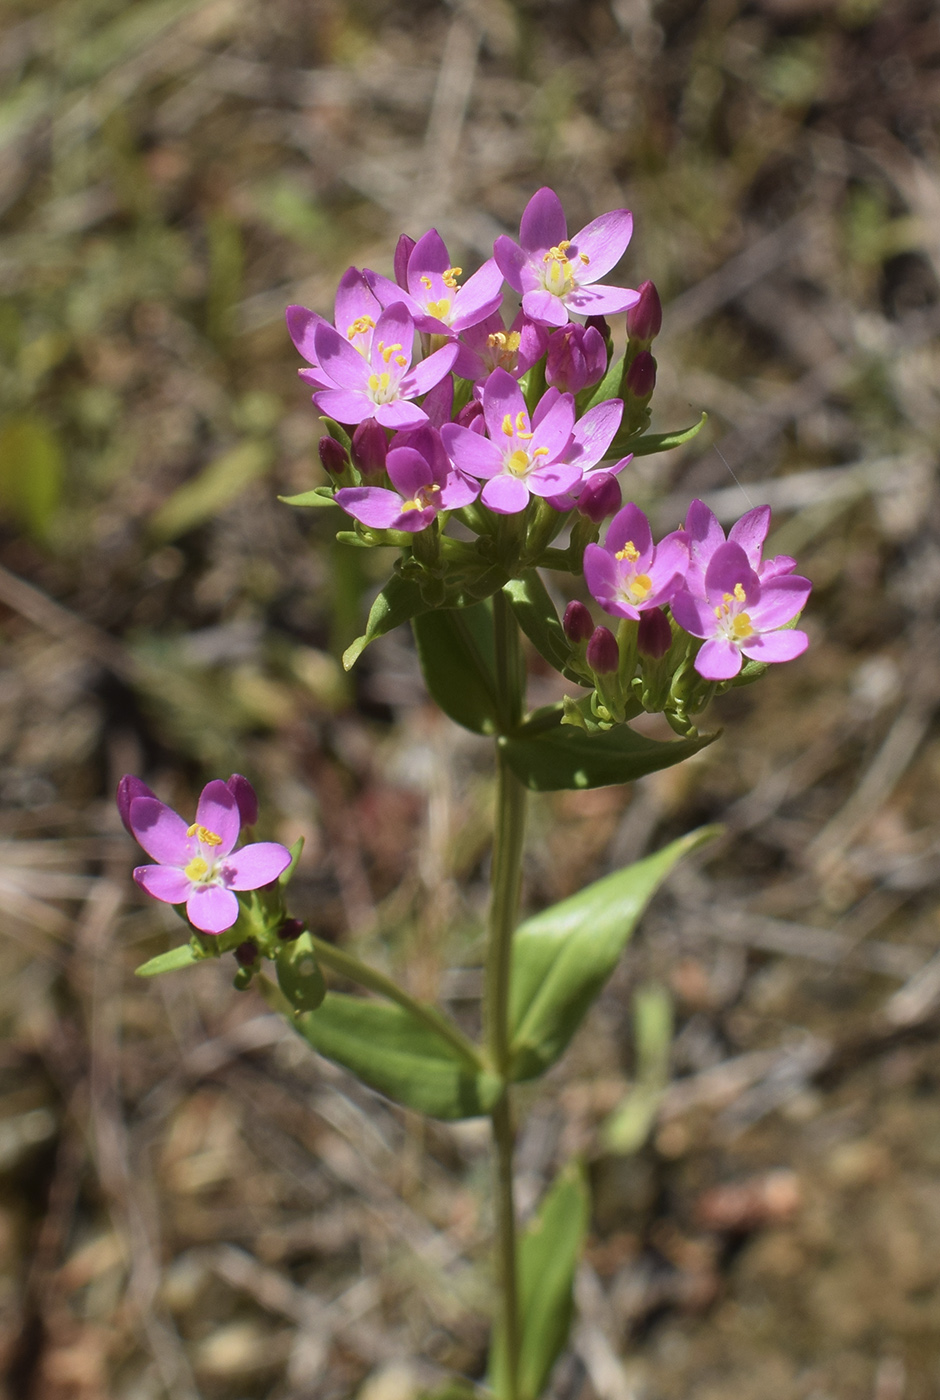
312,388,374,425
129,797,193,865
286,304,327,364
728,505,771,567
298,366,331,390
704,542,760,606
386,447,433,499
450,259,505,332
117,774,156,833
670,588,715,639
482,367,527,442
530,393,576,461
584,545,632,618
522,289,569,327
749,575,812,630
333,267,381,340
439,469,480,509
372,302,416,368
520,187,567,253
186,884,239,935
568,209,634,281
420,375,454,428
399,341,458,396
195,780,240,857
493,236,527,293
221,841,293,890
567,400,623,469
528,461,583,497
532,386,563,428
364,269,424,320
564,284,640,316
313,321,371,390
695,638,743,681
740,630,809,665
605,504,653,564
441,423,503,480
375,400,427,430
335,486,407,529
134,864,192,904
482,475,530,514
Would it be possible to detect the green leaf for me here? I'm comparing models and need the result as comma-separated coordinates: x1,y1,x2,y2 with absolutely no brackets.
0,415,65,541
582,352,625,412
279,486,337,507
343,573,431,670
499,722,715,792
502,574,572,676
149,439,274,541
509,828,719,1080
489,1163,590,1400
135,943,199,977
412,601,501,734
293,994,502,1119
280,835,304,885
612,412,707,460
276,932,326,1011
602,982,673,1154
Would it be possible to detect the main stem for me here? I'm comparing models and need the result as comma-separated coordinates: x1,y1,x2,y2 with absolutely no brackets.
486,589,527,1400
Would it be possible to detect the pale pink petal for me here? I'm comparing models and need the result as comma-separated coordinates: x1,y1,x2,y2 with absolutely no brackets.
584,545,628,617
439,470,480,509
605,504,653,564
312,388,373,425
298,366,331,390
532,387,562,427
670,588,714,638
568,209,634,281
420,375,453,428
335,486,406,529
522,289,569,327
441,423,503,480
482,367,527,442
129,797,193,865
372,303,416,368
399,341,458,396
703,543,760,606
134,864,192,904
728,505,771,567
313,323,369,390
386,447,433,499
333,267,381,340
493,236,527,293
749,575,812,629
567,399,623,469
186,884,239,934
520,187,567,253
286,304,327,364
528,462,582,497
364,269,423,320
696,638,743,680
375,400,427,429
195,780,240,857
221,842,293,890
564,284,640,316
529,393,576,461
450,259,505,331
482,475,530,514
740,630,809,665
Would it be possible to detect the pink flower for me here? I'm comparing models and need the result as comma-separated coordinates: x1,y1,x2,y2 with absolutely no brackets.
311,303,458,430
286,267,383,390
584,503,688,620
367,229,503,336
335,424,477,531
671,542,811,681
545,322,607,395
543,396,632,511
680,499,797,597
441,369,582,515
494,187,640,328
127,779,292,934
455,311,549,384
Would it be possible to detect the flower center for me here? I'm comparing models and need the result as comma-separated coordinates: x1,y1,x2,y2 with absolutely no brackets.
487,330,521,369
184,854,211,882
347,314,375,347
368,371,395,403
187,823,222,846
713,584,755,642
622,573,653,604
400,483,441,512
541,241,588,298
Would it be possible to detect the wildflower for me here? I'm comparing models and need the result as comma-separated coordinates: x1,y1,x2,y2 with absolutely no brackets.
335,426,477,531
287,267,383,389
311,303,457,430
586,626,619,675
563,600,594,643
626,281,662,344
680,500,797,597
441,369,581,515
584,503,688,620
367,229,503,335
456,311,548,384
126,779,292,935
576,471,622,523
543,396,631,511
671,542,811,681
494,187,640,327
545,322,607,395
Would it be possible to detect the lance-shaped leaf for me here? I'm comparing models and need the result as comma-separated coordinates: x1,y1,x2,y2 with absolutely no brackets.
343,573,431,670
499,722,715,792
412,601,502,734
609,412,707,460
279,486,337,507
292,993,502,1120
508,828,718,1080
135,944,199,977
276,932,326,1012
502,574,572,676
489,1163,590,1400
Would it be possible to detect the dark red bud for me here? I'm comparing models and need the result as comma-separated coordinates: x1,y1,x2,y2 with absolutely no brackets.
563,600,594,644
278,918,305,941
626,281,662,343
318,435,349,478
577,472,621,523
234,941,258,967
394,234,416,290
626,350,656,399
226,774,258,827
584,314,610,341
455,399,485,430
116,774,156,833
587,626,619,675
351,418,388,479
638,607,672,659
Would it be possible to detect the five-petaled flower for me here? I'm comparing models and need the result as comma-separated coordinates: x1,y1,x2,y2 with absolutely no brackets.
367,229,504,337
494,187,640,328
126,779,292,934
584,504,688,620
286,267,383,390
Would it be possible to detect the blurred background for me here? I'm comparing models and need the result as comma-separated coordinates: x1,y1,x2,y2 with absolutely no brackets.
1,0,940,1396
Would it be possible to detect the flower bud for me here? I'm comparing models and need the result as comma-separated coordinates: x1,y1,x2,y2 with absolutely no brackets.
545,323,607,396
626,350,656,399
226,773,258,827
584,314,610,342
278,917,305,941
318,434,349,479
563,600,594,644
351,418,388,479
394,234,416,290
116,774,156,833
587,626,619,675
638,606,672,659
577,472,621,524
234,940,258,967
626,280,662,343
455,399,485,431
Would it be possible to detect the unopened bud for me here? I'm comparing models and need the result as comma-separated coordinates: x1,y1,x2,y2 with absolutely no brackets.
455,399,485,432
226,773,258,827
638,607,672,659
545,323,607,396
587,626,619,675
394,234,416,290
351,418,388,479
278,918,305,941
117,774,156,833
626,281,662,343
563,600,594,644
584,314,611,342
626,350,656,399
577,472,621,524
234,940,257,967
318,435,348,478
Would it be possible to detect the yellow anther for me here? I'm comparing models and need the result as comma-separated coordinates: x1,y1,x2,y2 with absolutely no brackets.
347,314,375,339
615,541,640,563
442,266,462,288
543,240,571,262
501,414,514,437
184,855,209,882
420,276,433,289
378,340,402,364
395,354,407,366
533,446,549,457
515,410,533,439
401,484,440,513
187,823,222,846
507,449,530,476
579,252,590,264
733,582,746,602
368,371,392,397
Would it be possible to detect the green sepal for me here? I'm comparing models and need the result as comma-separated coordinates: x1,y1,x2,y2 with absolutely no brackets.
275,931,327,1012
508,828,719,1081
280,835,304,885
278,486,337,507
610,412,707,461
319,416,352,451
412,601,501,735
135,943,200,977
292,993,502,1120
335,529,375,548
582,352,625,413
488,1162,590,1400
343,574,431,670
499,721,716,792
502,574,572,676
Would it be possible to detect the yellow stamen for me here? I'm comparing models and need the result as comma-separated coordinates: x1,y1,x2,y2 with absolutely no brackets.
368,371,392,397
533,446,549,457
579,252,590,264
731,612,754,639
507,449,530,476
187,823,222,846
628,574,653,601
425,297,451,321
347,315,375,339
501,414,514,437
377,340,403,364
615,541,640,563
442,266,462,288
395,354,407,366
733,582,746,602
543,240,571,262
420,276,433,289
184,855,209,881
515,410,533,440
